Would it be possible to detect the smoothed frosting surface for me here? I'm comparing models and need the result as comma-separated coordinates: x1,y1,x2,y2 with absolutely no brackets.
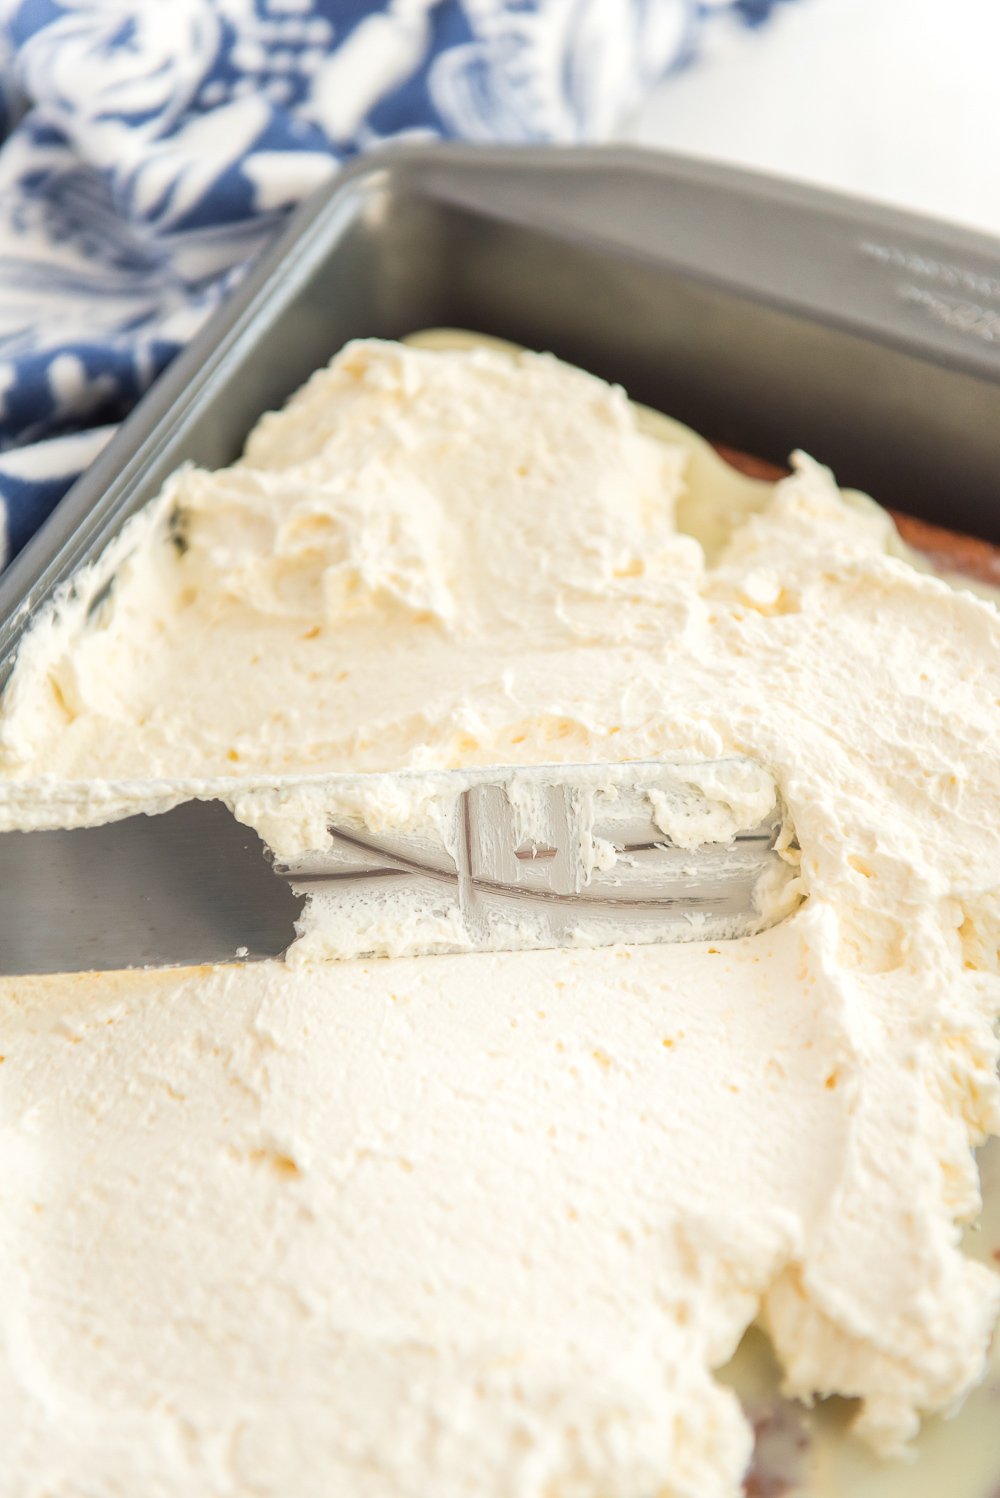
0,337,998,1497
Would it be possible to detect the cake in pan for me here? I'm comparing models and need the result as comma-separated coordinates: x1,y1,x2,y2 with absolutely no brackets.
0,333,997,1498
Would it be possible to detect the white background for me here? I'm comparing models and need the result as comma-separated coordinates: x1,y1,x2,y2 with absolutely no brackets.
628,0,1000,239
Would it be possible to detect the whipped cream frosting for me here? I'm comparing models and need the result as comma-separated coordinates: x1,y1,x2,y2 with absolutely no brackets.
0,337,998,1498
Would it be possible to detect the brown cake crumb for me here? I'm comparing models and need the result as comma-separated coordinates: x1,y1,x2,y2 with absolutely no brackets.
743,1403,811,1498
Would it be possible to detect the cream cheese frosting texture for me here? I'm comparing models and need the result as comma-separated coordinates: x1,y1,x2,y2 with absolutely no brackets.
0,339,999,1498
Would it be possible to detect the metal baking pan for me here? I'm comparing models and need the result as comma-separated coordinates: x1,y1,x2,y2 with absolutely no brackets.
1,143,998,1494
3,140,1000,691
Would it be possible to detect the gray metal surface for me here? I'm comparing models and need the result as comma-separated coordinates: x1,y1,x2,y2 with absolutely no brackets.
3,144,1000,693
0,761,787,974
0,801,305,974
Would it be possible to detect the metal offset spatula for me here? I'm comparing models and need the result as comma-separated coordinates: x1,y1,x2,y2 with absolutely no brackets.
0,758,792,976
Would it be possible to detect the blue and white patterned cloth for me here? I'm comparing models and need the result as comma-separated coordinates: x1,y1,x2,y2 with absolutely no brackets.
0,0,795,568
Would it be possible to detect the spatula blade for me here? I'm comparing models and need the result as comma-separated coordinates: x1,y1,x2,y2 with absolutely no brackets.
0,801,304,975
0,759,793,975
